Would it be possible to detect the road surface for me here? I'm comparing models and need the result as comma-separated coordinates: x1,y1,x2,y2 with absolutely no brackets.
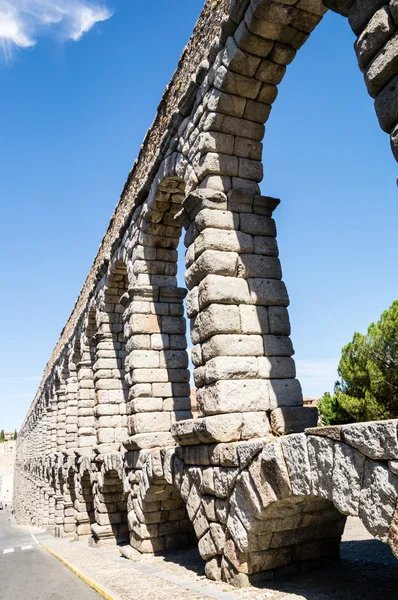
0,510,101,600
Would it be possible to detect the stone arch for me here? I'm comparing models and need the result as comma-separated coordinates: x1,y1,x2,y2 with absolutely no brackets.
170,0,398,447
214,427,398,586
128,447,195,553
91,454,129,547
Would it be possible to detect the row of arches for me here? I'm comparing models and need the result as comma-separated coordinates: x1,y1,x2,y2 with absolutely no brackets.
13,0,398,586
13,428,398,585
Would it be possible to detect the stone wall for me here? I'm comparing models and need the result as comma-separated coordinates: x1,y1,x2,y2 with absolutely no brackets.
13,0,398,586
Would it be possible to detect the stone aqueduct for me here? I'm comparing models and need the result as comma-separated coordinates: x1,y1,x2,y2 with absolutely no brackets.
13,0,398,586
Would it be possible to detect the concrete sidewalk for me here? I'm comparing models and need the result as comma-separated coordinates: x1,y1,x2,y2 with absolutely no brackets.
40,518,398,600
41,537,243,600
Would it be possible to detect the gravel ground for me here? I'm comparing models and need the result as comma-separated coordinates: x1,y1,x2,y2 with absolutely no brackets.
42,518,398,600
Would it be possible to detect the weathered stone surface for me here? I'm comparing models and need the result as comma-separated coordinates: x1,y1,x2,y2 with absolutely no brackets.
199,414,244,443
374,72,398,132
202,334,264,361
205,555,222,580
271,406,318,434
323,0,354,17
355,7,395,70
332,442,366,515
280,433,312,495
249,443,292,512
191,304,241,344
305,425,342,440
198,274,250,308
197,379,269,414
349,0,386,34
262,334,294,356
389,459,398,475
248,279,289,306
365,32,398,97
307,435,335,501
390,122,398,160
185,250,239,288
359,459,398,541
258,356,296,379
268,379,303,409
123,432,175,450
241,411,270,440
239,305,269,334
205,356,259,382
198,529,218,559
388,504,398,558
342,420,398,459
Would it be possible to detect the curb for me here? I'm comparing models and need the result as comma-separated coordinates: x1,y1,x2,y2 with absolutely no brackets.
41,543,123,600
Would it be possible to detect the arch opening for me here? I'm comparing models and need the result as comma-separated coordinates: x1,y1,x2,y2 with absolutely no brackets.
128,449,195,554
224,495,346,586
92,468,129,547
63,466,78,538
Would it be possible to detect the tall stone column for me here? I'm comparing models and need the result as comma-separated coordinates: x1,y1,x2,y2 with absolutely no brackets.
123,284,191,450
181,185,316,442
76,340,97,451
55,387,67,453
92,330,128,453
65,356,79,451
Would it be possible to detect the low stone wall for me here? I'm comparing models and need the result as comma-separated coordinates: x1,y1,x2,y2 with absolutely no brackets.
13,421,398,585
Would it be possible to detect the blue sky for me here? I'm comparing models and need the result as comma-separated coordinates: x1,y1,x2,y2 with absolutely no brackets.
0,1,397,431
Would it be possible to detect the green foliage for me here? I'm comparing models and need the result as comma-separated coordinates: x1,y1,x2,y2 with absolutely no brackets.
0,430,4,442
13,430,17,440
318,301,398,425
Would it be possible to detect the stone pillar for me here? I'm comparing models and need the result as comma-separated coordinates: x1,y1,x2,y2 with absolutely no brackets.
45,395,53,456
76,341,97,451
123,285,191,450
54,458,65,537
170,186,314,445
74,465,95,539
48,488,55,528
63,466,78,538
65,357,79,451
50,390,58,454
92,330,128,453
57,372,67,452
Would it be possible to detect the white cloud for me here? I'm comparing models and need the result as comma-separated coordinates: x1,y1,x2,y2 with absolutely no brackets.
295,358,339,399
0,0,112,60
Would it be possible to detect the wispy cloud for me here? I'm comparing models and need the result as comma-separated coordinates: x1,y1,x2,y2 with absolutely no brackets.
0,0,113,61
296,358,339,399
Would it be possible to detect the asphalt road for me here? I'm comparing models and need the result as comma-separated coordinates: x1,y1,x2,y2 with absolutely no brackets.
0,510,101,600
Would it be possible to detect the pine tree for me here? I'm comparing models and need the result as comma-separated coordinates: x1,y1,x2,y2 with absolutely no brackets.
319,301,398,425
